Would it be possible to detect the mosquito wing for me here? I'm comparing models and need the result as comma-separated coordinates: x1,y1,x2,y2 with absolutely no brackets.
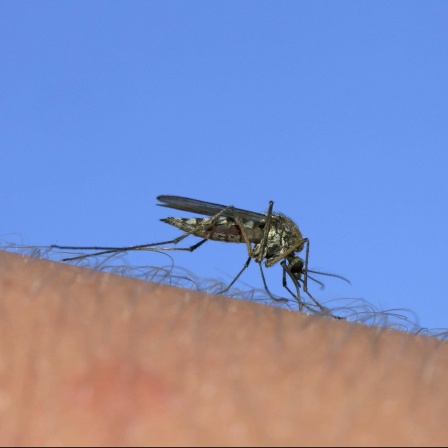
157,195,267,222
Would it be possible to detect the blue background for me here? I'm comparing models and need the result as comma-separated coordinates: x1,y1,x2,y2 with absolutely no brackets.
2,2,447,330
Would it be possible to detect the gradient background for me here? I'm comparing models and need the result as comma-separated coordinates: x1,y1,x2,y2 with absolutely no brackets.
2,2,447,329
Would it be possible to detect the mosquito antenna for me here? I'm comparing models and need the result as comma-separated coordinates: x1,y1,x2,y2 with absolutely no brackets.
307,269,351,285
306,274,325,289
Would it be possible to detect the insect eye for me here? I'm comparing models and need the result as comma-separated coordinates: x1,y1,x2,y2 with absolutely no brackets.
289,257,304,274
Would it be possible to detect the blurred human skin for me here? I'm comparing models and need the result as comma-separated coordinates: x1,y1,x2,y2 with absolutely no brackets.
0,250,447,446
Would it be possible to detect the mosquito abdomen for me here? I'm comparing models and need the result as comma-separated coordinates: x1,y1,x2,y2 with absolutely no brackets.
161,217,263,243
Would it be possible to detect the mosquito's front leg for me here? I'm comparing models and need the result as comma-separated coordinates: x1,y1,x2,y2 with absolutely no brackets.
281,257,327,311
298,239,327,312
302,239,310,294
281,260,344,319
281,260,305,310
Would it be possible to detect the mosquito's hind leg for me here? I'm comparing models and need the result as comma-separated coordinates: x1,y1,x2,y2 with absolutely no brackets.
60,238,209,262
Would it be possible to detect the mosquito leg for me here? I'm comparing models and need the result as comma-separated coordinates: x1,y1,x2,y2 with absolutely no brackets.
257,201,274,264
56,210,228,262
61,249,132,262
302,238,310,292
61,238,209,262
300,239,326,311
282,260,344,319
167,204,255,258
281,261,305,310
200,203,272,261
221,201,277,297
225,206,257,258
186,238,208,252
193,203,279,294
218,257,252,294
222,200,297,305
299,240,327,312
58,201,257,267
56,200,241,262
281,263,329,314
188,205,261,294
259,264,288,303
57,202,259,269
51,233,195,253
281,259,340,316
303,288,327,312
196,203,269,292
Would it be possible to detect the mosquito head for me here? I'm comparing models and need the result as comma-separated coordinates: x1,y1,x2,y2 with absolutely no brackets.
286,253,305,280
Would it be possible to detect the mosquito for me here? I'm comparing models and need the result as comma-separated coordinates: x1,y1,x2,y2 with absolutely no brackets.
50,195,348,318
